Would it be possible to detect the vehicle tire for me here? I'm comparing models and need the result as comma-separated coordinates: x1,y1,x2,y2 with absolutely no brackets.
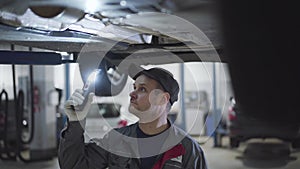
244,142,290,159
79,59,128,96
230,137,240,148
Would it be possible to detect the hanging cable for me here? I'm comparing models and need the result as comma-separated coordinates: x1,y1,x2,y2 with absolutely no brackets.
15,89,28,162
16,89,44,163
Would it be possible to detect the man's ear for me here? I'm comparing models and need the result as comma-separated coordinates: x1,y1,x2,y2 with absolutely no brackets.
158,92,170,105
149,89,169,105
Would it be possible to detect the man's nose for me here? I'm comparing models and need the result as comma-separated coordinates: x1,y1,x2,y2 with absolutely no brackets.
129,90,137,99
129,90,135,97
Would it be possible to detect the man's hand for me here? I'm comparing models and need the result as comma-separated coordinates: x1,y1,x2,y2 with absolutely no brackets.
64,89,95,121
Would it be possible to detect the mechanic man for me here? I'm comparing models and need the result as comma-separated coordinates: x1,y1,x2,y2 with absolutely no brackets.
58,67,208,169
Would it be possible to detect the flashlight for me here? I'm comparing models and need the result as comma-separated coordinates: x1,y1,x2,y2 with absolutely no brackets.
75,69,101,111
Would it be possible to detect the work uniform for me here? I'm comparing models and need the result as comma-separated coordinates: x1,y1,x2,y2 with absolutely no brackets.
58,120,208,169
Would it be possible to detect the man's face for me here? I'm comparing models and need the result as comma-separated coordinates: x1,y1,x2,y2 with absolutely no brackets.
128,75,167,123
129,75,159,111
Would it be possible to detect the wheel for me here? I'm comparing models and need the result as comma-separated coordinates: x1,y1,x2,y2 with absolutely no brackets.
244,142,290,159
230,137,240,148
79,59,128,96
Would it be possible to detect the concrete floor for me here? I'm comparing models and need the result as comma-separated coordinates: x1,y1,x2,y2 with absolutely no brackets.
1,136,300,169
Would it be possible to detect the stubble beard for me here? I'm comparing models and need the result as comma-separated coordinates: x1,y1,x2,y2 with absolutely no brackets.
128,103,166,123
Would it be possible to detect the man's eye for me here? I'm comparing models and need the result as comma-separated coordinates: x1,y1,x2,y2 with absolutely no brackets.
139,87,146,92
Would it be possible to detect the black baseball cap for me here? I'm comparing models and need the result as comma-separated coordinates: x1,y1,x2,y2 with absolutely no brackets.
129,65,179,105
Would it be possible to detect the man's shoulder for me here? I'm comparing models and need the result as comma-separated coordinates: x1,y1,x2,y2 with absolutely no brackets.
170,125,203,151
